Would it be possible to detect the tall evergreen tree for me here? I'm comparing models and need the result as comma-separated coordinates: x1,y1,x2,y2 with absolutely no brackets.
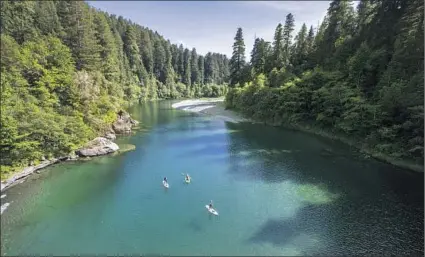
356,0,375,34
272,23,285,69
282,13,295,68
94,12,119,82
183,48,191,86
229,27,246,86
139,30,154,74
0,1,37,44
153,40,165,83
190,48,200,85
251,38,270,75
198,55,205,85
291,23,308,73
162,41,174,89
318,0,356,66
177,44,185,82
34,1,63,37
306,25,315,53
170,44,179,75
123,24,146,83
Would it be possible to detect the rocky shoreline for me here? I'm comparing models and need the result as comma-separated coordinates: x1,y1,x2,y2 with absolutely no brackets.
0,110,139,194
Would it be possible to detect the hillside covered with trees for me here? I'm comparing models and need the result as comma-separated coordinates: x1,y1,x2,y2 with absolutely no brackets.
0,1,230,174
225,0,424,169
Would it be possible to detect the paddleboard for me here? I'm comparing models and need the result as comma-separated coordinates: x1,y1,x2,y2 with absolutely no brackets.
205,205,219,216
163,181,169,188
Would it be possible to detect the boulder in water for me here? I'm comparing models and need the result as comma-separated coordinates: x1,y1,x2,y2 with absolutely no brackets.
75,137,119,157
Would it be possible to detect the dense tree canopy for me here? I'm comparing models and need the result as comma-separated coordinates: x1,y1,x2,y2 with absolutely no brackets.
0,1,230,174
226,0,424,168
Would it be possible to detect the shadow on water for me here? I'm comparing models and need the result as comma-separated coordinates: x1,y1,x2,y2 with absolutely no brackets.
187,218,204,233
248,200,424,255
224,121,424,255
224,121,424,196
248,218,300,247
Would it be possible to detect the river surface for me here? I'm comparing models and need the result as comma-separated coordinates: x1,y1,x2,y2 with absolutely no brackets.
1,101,423,256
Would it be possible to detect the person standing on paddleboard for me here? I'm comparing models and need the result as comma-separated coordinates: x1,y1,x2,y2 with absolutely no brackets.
163,177,168,183
185,174,190,180
209,200,213,209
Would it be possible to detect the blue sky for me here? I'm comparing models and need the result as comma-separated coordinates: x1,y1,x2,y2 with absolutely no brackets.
88,1,354,58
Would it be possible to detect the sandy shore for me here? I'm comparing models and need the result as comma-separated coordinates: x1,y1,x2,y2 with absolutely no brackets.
171,98,248,123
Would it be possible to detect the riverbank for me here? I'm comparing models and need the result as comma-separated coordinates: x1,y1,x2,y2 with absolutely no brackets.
272,121,424,173
171,99,423,173
0,109,139,193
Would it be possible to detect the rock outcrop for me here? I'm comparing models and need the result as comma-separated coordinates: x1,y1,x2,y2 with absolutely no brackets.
112,110,139,134
75,137,119,157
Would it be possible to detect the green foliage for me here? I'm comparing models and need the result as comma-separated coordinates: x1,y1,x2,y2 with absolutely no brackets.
0,1,230,172
226,0,424,166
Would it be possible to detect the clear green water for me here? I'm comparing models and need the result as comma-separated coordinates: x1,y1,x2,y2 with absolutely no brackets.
1,101,423,256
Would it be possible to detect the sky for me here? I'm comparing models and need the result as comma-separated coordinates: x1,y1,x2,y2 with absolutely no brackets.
87,1,346,59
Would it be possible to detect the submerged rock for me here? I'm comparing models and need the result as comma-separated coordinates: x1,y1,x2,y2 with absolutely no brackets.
75,137,119,157
118,144,136,153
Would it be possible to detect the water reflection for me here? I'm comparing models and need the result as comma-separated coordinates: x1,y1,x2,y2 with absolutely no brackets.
224,120,424,255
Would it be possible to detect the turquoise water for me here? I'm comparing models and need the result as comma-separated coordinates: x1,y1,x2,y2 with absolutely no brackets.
1,101,423,256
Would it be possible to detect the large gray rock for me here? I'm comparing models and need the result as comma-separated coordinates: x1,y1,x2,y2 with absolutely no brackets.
75,137,119,157
112,121,132,134
112,110,139,134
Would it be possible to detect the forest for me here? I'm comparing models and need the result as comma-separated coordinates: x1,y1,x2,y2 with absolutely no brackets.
225,0,424,168
0,1,230,174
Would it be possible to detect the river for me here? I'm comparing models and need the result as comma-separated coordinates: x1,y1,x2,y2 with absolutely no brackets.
1,101,423,256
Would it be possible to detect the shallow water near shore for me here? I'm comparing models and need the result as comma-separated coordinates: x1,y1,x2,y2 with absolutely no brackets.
1,101,423,256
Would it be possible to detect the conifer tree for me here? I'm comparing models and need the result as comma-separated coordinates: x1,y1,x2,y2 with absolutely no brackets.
229,27,246,86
